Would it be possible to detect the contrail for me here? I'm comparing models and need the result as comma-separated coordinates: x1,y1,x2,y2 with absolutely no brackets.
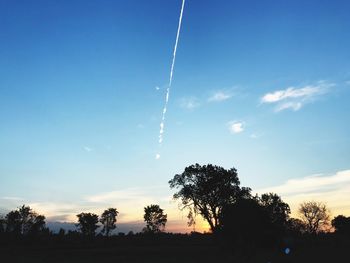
156,0,185,159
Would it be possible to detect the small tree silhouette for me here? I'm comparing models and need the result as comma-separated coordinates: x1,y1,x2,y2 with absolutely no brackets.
187,209,196,232
100,208,119,236
143,204,167,233
298,201,330,234
76,212,99,236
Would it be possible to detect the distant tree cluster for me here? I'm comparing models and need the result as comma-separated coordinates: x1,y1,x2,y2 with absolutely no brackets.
1,163,349,245
75,205,168,236
75,208,119,236
0,205,46,236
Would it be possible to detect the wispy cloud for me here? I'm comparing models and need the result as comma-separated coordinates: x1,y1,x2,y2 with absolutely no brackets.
179,97,200,110
83,146,93,152
208,91,233,102
228,121,245,134
261,81,334,112
250,133,263,139
86,186,171,220
275,101,302,112
1,196,23,201
256,169,350,216
29,202,87,222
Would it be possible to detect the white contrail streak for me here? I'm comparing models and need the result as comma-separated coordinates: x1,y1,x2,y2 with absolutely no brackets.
157,0,185,158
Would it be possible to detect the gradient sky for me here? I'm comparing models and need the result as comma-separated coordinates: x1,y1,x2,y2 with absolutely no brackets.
1,0,350,232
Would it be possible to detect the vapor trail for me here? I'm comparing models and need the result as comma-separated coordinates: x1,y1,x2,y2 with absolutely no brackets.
157,0,185,159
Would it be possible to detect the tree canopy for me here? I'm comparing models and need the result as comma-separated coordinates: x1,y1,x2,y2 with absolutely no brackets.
258,193,290,232
100,208,119,236
76,213,99,236
143,204,167,233
4,205,46,236
169,163,251,232
332,215,350,234
298,201,330,234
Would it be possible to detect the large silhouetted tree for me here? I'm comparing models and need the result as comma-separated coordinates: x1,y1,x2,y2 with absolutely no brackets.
143,204,167,233
220,194,290,249
5,205,46,235
169,163,251,232
76,213,99,236
332,215,350,234
100,208,119,236
298,201,330,234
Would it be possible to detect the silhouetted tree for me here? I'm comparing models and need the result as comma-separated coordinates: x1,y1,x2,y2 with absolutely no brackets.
100,208,119,236
259,193,290,233
5,205,46,235
187,209,196,232
0,216,5,233
298,201,330,234
76,213,99,236
332,215,350,234
220,198,273,250
169,163,251,232
5,210,21,235
143,204,167,233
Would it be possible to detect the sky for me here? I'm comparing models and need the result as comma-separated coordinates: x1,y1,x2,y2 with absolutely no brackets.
1,0,350,233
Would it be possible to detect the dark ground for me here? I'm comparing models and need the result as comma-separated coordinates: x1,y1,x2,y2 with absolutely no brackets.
0,233,348,263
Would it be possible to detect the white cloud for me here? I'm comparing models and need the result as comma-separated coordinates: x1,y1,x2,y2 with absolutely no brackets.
179,97,200,110
228,121,244,134
155,153,160,160
261,81,334,112
256,170,350,216
208,91,232,102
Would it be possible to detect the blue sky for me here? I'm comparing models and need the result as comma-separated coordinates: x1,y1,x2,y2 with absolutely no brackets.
1,0,350,232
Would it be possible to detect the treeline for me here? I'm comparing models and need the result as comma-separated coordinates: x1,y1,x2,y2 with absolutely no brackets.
0,204,167,238
1,163,350,243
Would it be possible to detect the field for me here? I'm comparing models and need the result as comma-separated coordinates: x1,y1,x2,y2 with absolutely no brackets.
1,233,348,263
